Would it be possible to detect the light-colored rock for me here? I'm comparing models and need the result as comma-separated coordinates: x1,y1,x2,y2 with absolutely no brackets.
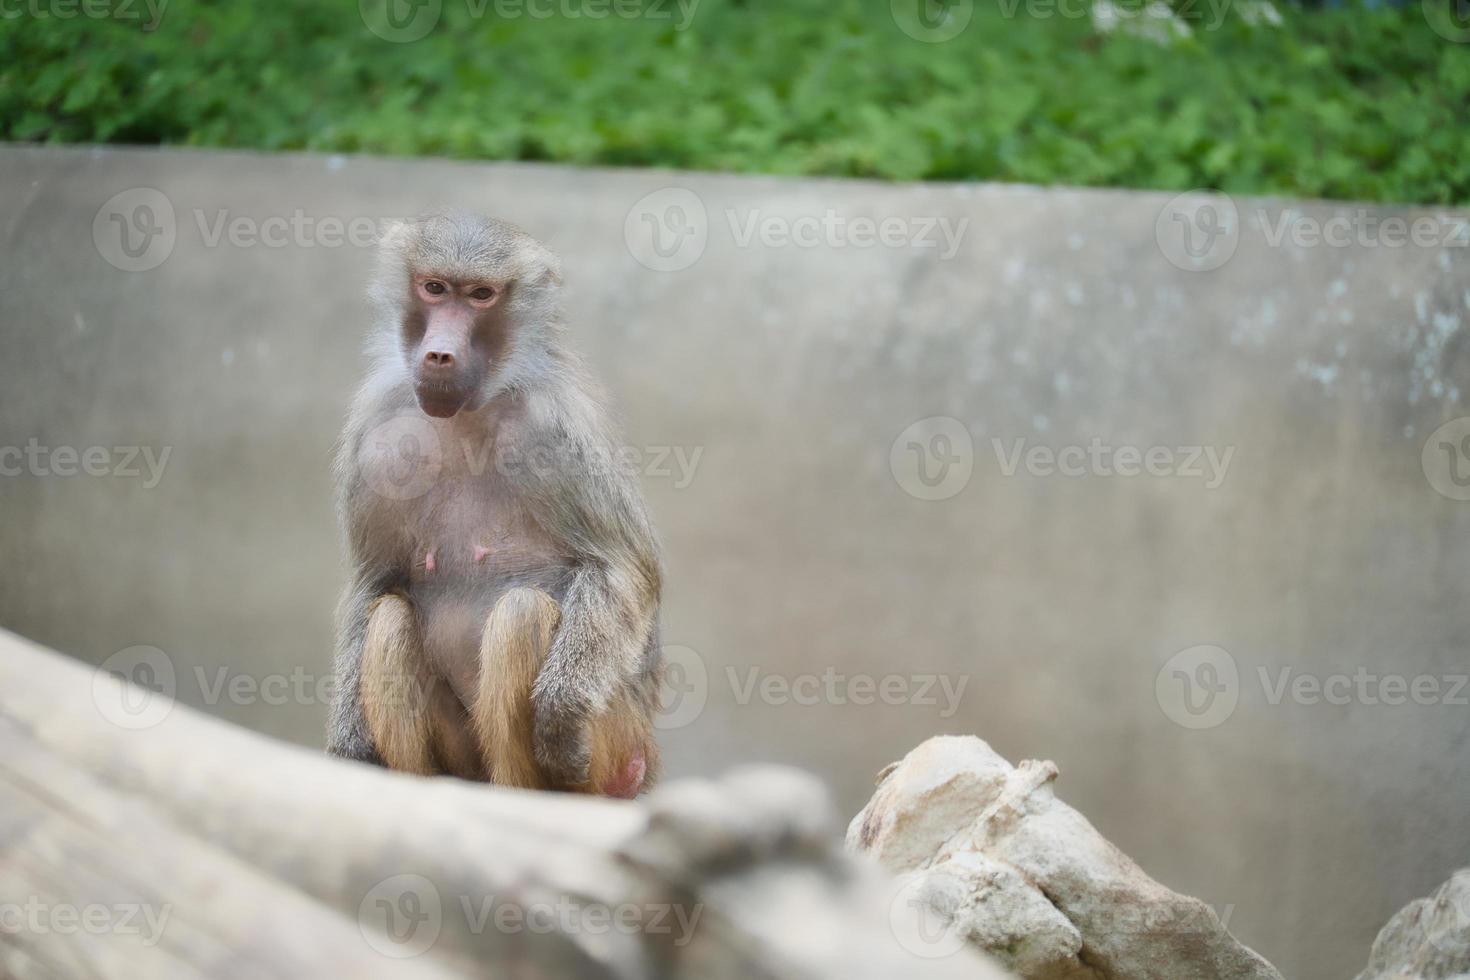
1356,869,1470,980
916,851,1088,979
848,736,1283,980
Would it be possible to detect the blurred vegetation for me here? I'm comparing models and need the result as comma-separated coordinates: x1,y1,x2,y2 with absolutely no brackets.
2,0,1468,203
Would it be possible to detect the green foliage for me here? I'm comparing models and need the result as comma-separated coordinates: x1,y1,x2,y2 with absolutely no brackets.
1,0,1467,203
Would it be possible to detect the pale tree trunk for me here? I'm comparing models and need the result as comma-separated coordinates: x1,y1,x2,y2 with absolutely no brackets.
0,628,1011,980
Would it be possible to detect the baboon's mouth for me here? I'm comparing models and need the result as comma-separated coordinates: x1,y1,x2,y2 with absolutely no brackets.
415,385,471,419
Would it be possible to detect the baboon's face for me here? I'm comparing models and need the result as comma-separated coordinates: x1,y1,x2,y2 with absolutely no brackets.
400,266,511,419
384,213,559,419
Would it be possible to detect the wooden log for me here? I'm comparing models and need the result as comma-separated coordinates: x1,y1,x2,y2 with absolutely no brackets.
0,628,1011,979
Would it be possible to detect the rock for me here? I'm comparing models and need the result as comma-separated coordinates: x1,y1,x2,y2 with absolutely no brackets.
847,736,1283,980
1355,869,1470,980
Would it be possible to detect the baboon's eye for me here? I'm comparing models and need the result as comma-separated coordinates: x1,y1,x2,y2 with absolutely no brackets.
423,280,447,296
470,286,496,302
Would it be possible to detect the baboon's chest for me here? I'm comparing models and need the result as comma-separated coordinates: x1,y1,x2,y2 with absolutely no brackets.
368,463,562,692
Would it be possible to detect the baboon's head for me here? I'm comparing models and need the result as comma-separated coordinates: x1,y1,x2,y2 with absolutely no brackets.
374,211,562,419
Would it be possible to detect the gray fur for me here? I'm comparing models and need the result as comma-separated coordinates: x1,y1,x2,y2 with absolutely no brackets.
325,212,662,786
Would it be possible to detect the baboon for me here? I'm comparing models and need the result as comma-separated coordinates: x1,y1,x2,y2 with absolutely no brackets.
326,212,661,798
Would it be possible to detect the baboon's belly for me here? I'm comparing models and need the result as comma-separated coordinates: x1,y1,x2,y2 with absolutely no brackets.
388,469,573,705
409,557,572,706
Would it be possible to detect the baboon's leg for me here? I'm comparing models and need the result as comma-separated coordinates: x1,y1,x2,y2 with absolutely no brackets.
474,587,559,790
474,586,659,796
360,595,439,776
427,684,486,780
587,688,659,799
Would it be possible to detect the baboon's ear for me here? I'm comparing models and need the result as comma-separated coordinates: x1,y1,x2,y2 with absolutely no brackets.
520,239,563,287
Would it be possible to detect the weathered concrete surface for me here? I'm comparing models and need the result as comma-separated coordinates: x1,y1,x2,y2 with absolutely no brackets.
0,145,1467,980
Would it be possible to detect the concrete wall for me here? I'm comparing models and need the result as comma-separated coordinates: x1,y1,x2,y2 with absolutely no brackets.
1,145,1467,979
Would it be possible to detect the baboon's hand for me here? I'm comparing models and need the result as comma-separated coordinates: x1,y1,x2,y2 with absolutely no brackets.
531,679,592,789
